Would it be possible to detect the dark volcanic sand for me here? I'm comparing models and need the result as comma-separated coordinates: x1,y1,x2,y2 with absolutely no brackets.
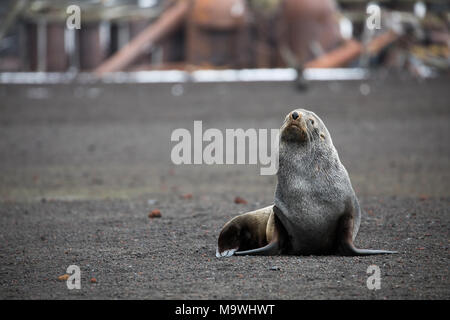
0,76,449,299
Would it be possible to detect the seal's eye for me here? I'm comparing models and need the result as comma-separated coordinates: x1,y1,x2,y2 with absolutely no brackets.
310,119,315,125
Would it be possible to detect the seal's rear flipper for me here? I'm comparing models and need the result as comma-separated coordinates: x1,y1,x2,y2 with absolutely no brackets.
234,208,289,256
337,213,397,256
234,240,280,256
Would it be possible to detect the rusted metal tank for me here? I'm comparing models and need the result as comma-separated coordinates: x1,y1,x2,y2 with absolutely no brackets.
185,0,342,68
191,0,246,29
185,0,249,67
282,0,342,64
247,0,284,68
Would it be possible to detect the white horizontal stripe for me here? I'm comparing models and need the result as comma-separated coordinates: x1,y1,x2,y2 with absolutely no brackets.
0,68,375,84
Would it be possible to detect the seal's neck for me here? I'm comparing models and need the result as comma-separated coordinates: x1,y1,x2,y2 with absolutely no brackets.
279,141,336,172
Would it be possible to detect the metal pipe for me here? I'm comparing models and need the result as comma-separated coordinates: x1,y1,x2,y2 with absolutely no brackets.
305,31,398,68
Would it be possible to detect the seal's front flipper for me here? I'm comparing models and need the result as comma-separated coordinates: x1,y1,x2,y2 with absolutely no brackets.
341,246,398,255
337,212,397,256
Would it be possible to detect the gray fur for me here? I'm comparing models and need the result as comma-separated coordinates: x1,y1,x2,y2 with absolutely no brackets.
216,108,395,257
274,108,391,255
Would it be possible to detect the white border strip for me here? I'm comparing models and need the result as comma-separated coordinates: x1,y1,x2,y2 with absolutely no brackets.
0,68,369,84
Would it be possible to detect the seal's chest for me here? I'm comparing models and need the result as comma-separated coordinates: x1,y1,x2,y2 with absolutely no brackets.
278,179,345,225
286,177,342,204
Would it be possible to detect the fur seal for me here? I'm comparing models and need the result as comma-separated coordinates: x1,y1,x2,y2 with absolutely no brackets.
216,108,396,257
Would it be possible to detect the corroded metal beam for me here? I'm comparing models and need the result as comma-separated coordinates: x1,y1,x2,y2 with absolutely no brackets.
305,30,398,68
94,0,191,76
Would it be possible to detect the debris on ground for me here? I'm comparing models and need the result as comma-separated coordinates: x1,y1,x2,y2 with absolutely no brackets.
269,266,280,271
148,209,162,218
234,196,248,205
57,274,70,281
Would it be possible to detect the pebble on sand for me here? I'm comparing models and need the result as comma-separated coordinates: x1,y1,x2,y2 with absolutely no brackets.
58,274,70,281
148,209,162,218
270,266,280,271
234,197,248,204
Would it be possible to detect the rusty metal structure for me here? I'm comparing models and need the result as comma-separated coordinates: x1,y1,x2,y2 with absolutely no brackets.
185,0,248,68
1,0,165,72
282,0,342,64
0,0,449,74
95,0,189,75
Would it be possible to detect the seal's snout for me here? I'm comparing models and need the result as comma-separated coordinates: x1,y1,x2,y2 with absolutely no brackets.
281,111,308,143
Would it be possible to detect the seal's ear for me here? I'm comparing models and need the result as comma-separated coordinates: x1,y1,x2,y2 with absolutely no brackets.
320,133,326,140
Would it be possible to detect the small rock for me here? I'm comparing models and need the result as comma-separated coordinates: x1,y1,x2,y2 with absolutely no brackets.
90,277,97,283
181,193,193,200
148,209,161,218
234,197,247,205
58,274,70,281
269,266,280,271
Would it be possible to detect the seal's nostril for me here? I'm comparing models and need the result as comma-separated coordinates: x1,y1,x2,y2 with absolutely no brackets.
292,112,299,120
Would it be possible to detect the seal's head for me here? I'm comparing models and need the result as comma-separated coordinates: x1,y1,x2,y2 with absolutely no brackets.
280,108,331,146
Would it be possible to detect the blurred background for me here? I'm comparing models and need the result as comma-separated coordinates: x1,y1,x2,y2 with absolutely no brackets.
0,0,449,201
0,0,448,76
